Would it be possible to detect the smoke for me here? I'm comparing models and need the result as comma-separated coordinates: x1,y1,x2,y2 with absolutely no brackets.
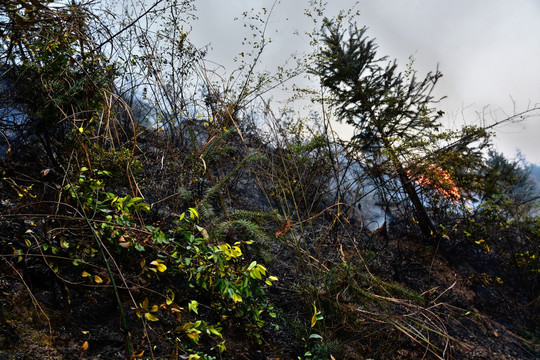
191,0,540,163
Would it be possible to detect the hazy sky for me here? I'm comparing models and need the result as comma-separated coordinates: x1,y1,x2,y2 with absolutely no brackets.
190,0,540,163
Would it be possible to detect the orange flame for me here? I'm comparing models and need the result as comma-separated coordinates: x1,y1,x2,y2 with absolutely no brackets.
411,165,461,203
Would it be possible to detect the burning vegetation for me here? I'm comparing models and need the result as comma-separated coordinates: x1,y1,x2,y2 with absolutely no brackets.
412,165,462,203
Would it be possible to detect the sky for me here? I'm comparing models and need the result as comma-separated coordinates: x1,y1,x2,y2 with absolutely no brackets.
189,0,540,163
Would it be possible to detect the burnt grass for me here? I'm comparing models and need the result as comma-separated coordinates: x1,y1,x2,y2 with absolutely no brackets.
0,143,539,360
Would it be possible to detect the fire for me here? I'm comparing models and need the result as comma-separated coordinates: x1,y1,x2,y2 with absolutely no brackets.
411,165,461,203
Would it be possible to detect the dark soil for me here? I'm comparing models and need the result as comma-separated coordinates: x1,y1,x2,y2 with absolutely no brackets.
0,222,538,359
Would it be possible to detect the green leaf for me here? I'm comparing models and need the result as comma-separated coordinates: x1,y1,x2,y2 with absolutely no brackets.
134,243,145,252
188,300,198,314
208,326,223,338
153,230,168,244
250,267,261,280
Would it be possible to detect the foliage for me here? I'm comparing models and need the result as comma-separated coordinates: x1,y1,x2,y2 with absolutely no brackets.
267,123,334,215
24,159,278,356
1,1,115,161
166,209,278,335
475,150,539,218
311,20,491,239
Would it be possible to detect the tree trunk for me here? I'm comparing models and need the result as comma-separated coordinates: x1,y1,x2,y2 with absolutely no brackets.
376,121,436,239
396,166,436,239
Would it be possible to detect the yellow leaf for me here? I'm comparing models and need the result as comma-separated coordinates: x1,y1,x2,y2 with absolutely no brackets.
156,263,167,272
232,293,242,303
80,341,89,351
145,312,159,321
311,304,317,328
132,350,145,358
186,328,201,341
78,127,84,133
250,269,261,280
166,289,175,305
94,275,103,284
150,260,167,272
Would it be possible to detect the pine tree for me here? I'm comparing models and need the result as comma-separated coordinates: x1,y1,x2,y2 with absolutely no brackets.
312,21,447,238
